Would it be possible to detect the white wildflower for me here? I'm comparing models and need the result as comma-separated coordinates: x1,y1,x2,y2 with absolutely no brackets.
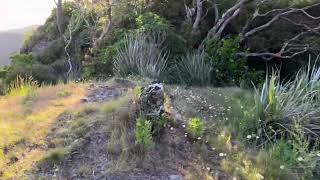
297,157,303,161
280,165,285,170
247,135,252,139
170,127,174,130
197,137,201,140
182,124,186,128
317,153,320,157
256,173,264,179
219,153,224,157
206,167,211,171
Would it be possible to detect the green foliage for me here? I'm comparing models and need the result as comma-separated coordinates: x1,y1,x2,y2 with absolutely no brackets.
35,39,64,65
205,37,255,86
10,53,34,67
136,12,171,34
187,117,204,139
135,118,154,150
6,54,35,81
228,58,320,146
149,115,168,138
133,85,143,99
257,129,319,179
136,12,189,60
176,51,212,86
113,34,168,80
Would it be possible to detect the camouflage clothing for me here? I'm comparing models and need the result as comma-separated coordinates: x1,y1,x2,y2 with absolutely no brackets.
139,82,164,117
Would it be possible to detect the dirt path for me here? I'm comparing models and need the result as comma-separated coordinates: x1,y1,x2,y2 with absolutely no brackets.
32,81,232,180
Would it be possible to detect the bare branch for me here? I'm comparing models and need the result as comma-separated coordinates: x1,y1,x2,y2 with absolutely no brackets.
244,3,320,38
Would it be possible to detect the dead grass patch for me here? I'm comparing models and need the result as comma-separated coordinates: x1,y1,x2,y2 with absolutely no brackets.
0,82,87,179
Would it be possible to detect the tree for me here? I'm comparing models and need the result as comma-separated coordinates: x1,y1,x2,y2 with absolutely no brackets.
54,0,64,37
201,0,320,61
93,0,113,51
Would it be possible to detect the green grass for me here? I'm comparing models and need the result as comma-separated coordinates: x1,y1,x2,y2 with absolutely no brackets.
38,148,67,166
102,96,129,114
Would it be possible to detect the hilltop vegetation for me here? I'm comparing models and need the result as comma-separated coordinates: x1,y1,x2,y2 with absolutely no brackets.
1,0,320,179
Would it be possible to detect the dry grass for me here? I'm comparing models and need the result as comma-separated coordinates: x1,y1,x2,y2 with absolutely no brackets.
0,82,87,179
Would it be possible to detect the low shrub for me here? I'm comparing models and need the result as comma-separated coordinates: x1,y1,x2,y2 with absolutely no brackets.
186,117,204,139
135,118,154,153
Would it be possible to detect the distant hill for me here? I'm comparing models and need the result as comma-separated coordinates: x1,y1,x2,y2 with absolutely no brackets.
0,25,39,67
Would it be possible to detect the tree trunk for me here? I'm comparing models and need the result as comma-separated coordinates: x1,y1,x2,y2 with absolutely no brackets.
55,0,64,37
93,0,113,52
192,0,203,34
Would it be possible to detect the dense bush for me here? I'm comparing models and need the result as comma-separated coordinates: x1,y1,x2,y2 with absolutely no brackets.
205,37,264,86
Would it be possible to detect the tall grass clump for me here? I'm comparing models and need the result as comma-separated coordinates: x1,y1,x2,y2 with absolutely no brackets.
113,35,168,80
7,76,38,97
230,59,320,142
254,64,320,141
176,51,212,86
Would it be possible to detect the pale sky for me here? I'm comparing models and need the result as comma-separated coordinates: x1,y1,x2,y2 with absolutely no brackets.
0,0,56,31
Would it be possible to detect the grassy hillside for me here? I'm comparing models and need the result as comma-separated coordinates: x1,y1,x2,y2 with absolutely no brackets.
0,80,87,178
1,76,319,179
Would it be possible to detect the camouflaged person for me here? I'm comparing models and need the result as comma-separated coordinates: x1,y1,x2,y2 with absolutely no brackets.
139,81,165,118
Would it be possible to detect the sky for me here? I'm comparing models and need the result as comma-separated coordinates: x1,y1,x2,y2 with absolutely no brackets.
0,0,56,31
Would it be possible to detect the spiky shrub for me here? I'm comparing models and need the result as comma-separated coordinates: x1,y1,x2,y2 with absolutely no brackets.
187,117,204,139
177,51,212,86
135,118,154,153
254,65,320,140
113,35,168,80
7,76,37,97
